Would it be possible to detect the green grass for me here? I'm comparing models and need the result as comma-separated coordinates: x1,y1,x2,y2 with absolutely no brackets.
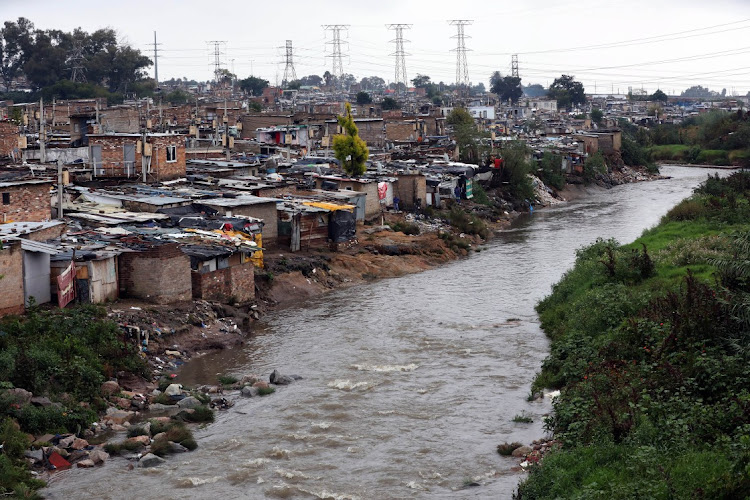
512,412,534,423
523,172,750,499
218,375,238,386
648,144,691,161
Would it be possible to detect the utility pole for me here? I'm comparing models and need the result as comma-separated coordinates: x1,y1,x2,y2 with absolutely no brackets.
511,54,519,79
206,40,227,83
57,159,64,219
387,24,411,95
281,40,297,88
39,98,46,163
152,31,162,86
322,25,349,90
449,20,473,97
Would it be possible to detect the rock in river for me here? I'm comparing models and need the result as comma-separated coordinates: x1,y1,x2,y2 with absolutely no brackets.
137,453,166,468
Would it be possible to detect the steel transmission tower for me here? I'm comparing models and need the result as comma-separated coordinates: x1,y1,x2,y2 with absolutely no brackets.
152,32,162,85
322,25,349,89
387,24,411,93
206,40,227,83
281,40,297,87
511,54,519,78
69,42,87,83
449,20,472,94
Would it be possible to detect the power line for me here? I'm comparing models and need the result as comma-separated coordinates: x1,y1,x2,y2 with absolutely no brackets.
281,40,297,87
322,25,349,88
449,20,472,92
386,24,411,93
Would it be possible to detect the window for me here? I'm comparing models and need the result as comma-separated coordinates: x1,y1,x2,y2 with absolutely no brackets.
166,145,177,162
2,192,9,205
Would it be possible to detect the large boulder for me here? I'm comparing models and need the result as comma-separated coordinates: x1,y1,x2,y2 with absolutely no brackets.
269,370,295,385
76,459,96,468
164,384,183,397
7,388,33,404
241,386,259,398
511,445,533,458
70,438,89,450
177,396,202,409
100,381,120,396
24,448,44,463
30,396,53,407
88,448,109,465
137,453,166,468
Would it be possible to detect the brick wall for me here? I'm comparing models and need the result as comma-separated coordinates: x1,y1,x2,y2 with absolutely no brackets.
118,243,192,304
0,121,19,158
0,240,24,316
0,182,52,222
395,174,427,210
191,260,255,303
385,121,418,142
90,134,187,181
150,135,187,180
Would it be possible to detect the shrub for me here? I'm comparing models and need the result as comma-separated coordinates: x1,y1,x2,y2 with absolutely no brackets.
257,386,275,396
389,221,420,235
218,375,238,386
179,405,214,423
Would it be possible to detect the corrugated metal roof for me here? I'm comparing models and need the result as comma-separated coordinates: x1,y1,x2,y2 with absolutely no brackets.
20,239,59,255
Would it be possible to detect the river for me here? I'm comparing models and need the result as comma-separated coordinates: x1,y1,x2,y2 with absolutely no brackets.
44,166,729,500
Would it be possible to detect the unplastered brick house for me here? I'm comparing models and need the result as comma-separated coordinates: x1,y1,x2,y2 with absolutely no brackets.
88,133,187,181
0,180,53,223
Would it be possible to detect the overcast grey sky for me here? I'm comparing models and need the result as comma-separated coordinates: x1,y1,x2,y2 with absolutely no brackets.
5,0,750,95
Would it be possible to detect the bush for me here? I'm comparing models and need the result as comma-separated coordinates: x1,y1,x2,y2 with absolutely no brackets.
446,207,489,239
389,221,420,235
179,405,214,423
218,375,238,386
257,386,275,396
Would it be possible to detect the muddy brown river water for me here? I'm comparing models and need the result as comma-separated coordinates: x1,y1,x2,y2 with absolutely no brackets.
44,166,730,499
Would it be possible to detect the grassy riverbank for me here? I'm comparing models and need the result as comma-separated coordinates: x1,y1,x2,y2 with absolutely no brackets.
518,171,750,498
0,306,148,497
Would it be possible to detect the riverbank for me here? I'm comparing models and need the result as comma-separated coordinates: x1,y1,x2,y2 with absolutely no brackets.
516,170,750,498
0,165,661,497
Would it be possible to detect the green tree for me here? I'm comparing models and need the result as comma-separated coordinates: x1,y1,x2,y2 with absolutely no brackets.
446,107,474,127
500,141,534,200
286,80,301,90
522,83,547,97
0,18,34,91
360,76,385,91
382,96,400,110
548,74,586,111
448,108,486,164
490,71,522,104
333,102,369,177
299,74,323,86
239,75,269,96
650,89,668,103
356,91,372,105
411,74,431,88
590,108,604,125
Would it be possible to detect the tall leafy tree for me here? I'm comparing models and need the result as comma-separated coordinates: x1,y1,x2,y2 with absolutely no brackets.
490,71,522,104
333,102,369,177
360,76,385,91
0,18,34,91
239,76,269,96
548,74,586,111
299,74,323,86
650,89,668,103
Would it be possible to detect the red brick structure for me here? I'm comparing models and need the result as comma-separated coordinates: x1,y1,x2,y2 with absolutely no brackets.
191,259,255,302
0,239,24,316
88,133,187,181
0,180,53,222
395,173,427,210
0,121,19,158
118,243,192,304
